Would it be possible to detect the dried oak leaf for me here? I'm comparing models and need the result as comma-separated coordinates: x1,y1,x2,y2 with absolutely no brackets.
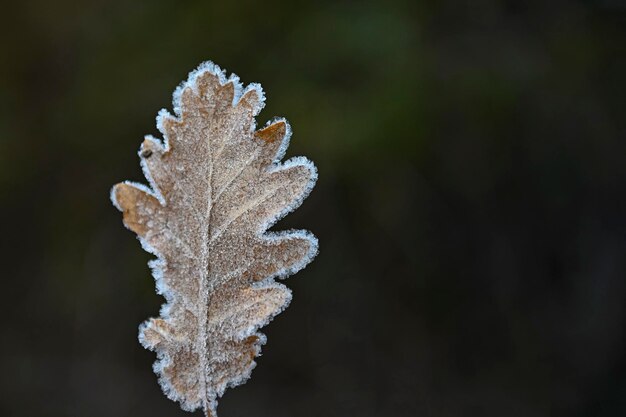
111,62,318,417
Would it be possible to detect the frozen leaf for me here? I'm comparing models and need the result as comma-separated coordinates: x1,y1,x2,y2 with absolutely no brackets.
111,62,318,417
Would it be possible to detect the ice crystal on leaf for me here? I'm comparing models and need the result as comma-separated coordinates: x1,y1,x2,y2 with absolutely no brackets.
111,62,318,417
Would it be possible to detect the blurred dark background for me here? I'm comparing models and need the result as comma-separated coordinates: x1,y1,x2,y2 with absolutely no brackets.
1,1,625,416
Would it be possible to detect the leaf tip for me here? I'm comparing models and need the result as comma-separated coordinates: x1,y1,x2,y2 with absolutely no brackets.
110,183,123,212
170,61,266,123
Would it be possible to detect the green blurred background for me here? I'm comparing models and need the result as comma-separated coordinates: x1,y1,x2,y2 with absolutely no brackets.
1,1,625,416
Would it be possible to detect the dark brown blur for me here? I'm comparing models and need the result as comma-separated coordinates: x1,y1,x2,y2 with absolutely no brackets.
1,1,625,416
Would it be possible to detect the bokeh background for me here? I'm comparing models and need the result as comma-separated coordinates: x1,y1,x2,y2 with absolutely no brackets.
1,1,625,416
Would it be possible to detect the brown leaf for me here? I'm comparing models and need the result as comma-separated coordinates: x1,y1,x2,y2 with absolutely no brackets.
111,62,318,417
